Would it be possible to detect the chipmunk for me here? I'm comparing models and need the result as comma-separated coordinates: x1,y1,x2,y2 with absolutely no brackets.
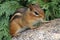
10,4,48,37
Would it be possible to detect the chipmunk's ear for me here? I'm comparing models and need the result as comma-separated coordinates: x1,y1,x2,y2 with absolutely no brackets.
28,4,34,11
28,4,40,11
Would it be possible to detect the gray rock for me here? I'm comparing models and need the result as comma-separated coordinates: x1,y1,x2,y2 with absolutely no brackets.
12,19,60,40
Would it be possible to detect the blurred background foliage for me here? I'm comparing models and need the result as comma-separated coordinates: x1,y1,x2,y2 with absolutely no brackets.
0,0,60,40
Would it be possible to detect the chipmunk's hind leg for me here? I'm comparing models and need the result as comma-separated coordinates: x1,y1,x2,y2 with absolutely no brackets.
10,21,22,37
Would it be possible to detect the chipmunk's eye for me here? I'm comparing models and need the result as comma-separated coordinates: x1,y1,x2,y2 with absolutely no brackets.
34,11,39,16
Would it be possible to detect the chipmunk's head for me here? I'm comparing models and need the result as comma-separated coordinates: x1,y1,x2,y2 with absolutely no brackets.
26,4,45,23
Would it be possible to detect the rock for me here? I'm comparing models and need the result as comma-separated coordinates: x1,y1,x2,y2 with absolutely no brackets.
12,19,60,40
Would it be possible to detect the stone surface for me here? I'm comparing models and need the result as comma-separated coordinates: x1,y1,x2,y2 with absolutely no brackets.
12,19,60,40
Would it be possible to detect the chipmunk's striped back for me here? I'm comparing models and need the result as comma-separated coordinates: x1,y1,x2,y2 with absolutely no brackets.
10,4,46,37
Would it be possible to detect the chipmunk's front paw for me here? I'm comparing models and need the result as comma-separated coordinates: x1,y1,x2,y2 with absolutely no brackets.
30,27,36,30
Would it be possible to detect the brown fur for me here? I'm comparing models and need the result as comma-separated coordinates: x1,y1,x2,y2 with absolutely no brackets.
10,4,45,37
